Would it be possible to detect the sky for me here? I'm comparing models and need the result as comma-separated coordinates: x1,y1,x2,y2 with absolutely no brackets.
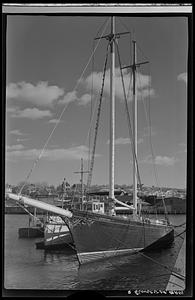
5,14,188,189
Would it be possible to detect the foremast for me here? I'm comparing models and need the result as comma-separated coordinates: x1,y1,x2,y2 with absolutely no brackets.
109,16,115,199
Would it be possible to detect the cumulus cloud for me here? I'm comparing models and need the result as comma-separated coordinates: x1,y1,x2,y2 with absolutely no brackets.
143,154,176,166
6,81,64,107
58,91,92,106
115,137,130,145
6,144,25,150
6,145,99,162
16,138,29,142
9,129,24,135
177,72,187,85
81,68,155,101
107,137,144,145
57,68,154,107
11,107,52,119
48,119,63,124
7,106,18,113
58,90,78,105
77,93,92,106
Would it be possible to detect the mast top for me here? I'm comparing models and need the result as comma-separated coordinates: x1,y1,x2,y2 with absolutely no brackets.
94,31,130,41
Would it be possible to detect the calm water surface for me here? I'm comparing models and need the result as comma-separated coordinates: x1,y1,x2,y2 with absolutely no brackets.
4,214,186,291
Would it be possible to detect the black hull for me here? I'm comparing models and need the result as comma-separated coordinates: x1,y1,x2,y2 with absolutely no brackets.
65,210,174,264
142,228,174,252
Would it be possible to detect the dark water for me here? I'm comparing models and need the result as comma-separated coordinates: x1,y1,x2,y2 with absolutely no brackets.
4,214,186,291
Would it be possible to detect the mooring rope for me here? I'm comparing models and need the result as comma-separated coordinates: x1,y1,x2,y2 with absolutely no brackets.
174,222,186,228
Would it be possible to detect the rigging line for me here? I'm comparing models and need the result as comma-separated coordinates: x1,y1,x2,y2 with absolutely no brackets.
14,203,61,235
95,17,110,37
84,42,108,170
137,70,169,220
174,229,186,239
18,18,110,196
118,17,134,50
174,222,186,228
83,90,100,160
15,200,45,231
88,40,95,172
141,272,176,283
87,17,109,172
147,65,169,220
137,71,157,218
86,42,110,189
115,40,143,190
138,252,185,281
118,17,132,66
136,41,149,62
137,71,156,184
166,280,185,289
118,17,130,33
146,64,160,189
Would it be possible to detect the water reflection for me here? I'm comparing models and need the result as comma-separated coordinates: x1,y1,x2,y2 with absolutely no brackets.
43,248,77,264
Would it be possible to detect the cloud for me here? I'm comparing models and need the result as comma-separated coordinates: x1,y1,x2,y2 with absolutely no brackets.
58,91,78,105
48,119,63,124
7,106,18,113
115,137,130,145
81,68,155,101
77,93,92,106
11,107,52,119
6,144,25,150
177,72,187,85
57,68,154,108
16,138,29,142
58,91,92,106
143,154,176,166
9,129,24,135
6,145,99,162
107,137,144,145
6,81,64,107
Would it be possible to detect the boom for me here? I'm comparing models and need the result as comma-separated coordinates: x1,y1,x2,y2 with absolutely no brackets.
6,193,73,218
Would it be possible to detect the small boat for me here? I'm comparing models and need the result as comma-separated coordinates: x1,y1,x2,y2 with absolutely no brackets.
36,179,74,250
36,215,74,250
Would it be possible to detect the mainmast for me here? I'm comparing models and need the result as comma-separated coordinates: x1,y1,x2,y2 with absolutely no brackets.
132,40,138,218
109,16,115,199
121,39,149,218
93,17,129,201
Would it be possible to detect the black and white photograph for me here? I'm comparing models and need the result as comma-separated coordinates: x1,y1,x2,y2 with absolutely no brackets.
3,3,193,297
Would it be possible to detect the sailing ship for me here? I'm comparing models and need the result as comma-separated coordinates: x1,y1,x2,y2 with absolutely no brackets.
6,16,174,264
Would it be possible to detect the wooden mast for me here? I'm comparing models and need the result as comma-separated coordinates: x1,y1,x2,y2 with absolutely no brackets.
132,40,138,218
121,41,149,218
109,16,115,199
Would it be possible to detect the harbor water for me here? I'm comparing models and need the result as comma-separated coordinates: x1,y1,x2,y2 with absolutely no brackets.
4,214,186,292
